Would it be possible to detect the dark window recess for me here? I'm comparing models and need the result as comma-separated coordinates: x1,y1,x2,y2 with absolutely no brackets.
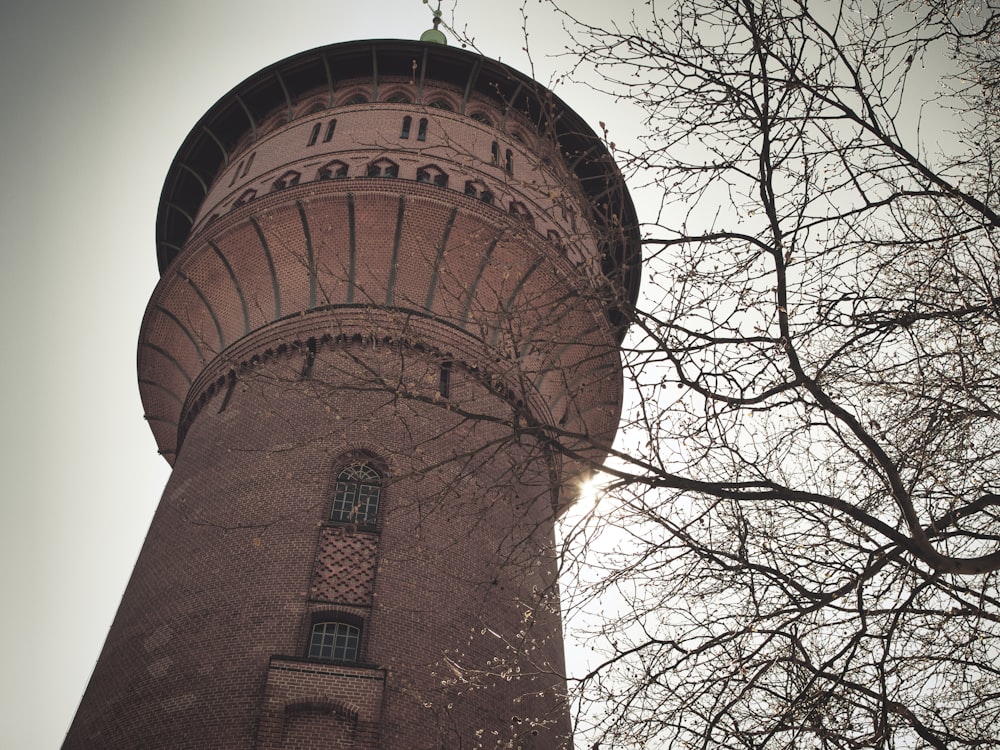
416,166,448,188
330,463,382,525
385,92,411,103
470,112,493,127
417,118,428,141
438,361,452,399
308,622,360,663
491,141,500,166
300,338,317,379
272,170,301,192
323,119,337,142
228,160,244,187
342,93,367,105
233,188,257,208
464,180,493,205
318,160,349,180
306,102,327,115
505,149,514,176
241,152,255,177
307,122,321,147
547,229,561,244
428,99,453,111
400,116,412,139
509,201,533,225
367,159,399,178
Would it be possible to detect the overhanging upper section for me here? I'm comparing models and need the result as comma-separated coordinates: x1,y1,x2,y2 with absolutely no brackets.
155,39,640,337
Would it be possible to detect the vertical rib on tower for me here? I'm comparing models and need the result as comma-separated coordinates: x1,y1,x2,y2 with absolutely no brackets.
65,39,639,750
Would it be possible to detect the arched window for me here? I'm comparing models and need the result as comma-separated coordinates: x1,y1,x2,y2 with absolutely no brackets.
509,201,533,226
427,98,454,111
464,180,494,205
341,93,368,106
417,118,428,142
233,188,257,208
384,92,411,104
272,170,301,192
323,119,337,143
416,164,448,187
491,141,500,166
330,463,382,525
400,116,412,139
318,160,348,180
505,149,514,176
307,122,321,147
470,111,493,127
308,621,360,663
366,158,399,178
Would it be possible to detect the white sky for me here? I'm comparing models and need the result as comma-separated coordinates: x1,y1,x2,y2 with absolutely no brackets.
0,0,633,746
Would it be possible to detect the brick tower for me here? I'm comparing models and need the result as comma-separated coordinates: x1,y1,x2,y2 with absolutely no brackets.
64,33,639,750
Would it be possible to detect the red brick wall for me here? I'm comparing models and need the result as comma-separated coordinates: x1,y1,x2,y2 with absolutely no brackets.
66,64,624,750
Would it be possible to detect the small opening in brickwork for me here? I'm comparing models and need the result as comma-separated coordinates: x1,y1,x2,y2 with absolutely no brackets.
417,118,428,141
318,160,349,180
491,141,500,166
272,170,301,192
241,152,255,177
367,158,399,178
547,229,561,244
509,200,533,225
307,122,321,147
464,180,493,205
400,116,411,139
439,361,452,399
308,622,360,663
323,119,337,142
416,165,448,188
330,463,382,526
233,188,257,208
300,338,317,379
505,149,514,176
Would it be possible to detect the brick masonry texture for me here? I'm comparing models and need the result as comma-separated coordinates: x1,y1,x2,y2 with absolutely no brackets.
65,41,633,750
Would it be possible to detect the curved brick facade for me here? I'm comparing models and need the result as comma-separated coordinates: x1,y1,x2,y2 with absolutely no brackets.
65,39,639,749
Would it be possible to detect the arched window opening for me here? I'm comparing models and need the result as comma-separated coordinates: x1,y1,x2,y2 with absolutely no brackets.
272,170,301,192
307,122,322,147
509,201,533,226
427,98,453,111
367,158,399,178
318,160,348,180
330,463,382,525
384,92,412,104
233,188,257,208
505,149,514,176
323,119,337,143
341,93,367,106
308,622,360,663
491,141,500,166
470,112,493,127
416,165,448,188
400,116,412,139
417,118,428,141
464,180,493,205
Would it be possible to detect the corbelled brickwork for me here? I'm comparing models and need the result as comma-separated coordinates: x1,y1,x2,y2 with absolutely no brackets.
64,39,639,750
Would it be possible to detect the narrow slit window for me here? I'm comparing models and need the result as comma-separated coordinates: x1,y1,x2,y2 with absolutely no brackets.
323,119,337,142
417,118,428,141
307,123,321,147
439,361,452,399
400,116,412,139
491,141,500,166
505,149,514,176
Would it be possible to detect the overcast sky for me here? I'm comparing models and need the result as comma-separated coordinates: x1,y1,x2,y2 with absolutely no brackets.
0,0,629,745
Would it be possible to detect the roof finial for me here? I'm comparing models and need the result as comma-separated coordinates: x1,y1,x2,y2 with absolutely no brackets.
420,0,447,45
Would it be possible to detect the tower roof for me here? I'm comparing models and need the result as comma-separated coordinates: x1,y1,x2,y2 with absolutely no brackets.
156,39,641,334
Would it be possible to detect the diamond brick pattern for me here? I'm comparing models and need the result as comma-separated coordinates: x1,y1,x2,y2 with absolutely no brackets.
310,528,378,605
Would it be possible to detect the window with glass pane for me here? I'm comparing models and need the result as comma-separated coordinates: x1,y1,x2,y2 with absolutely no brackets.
330,464,382,525
308,622,360,662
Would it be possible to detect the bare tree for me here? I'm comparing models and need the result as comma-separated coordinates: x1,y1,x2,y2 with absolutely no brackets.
545,1,1000,747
